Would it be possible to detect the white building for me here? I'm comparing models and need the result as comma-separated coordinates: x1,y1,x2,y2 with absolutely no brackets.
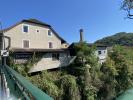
69,43,108,64
94,44,108,64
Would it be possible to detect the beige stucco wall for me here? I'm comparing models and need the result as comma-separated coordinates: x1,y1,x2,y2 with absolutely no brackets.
4,22,62,49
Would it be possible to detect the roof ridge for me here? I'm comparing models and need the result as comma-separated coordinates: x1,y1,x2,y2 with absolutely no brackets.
0,19,66,43
22,18,51,27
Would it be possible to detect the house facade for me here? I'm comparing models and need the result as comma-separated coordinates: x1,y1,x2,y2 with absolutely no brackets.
1,19,73,73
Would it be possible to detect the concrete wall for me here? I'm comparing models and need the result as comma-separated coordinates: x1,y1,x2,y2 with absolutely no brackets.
4,22,62,49
29,52,70,73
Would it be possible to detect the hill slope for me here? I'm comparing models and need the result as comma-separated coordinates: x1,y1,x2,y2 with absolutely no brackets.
95,32,133,46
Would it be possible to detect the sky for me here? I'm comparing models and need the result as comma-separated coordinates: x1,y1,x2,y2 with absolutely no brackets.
0,0,133,43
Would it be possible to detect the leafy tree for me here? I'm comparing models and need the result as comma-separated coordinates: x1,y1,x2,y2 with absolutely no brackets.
98,45,133,99
99,57,118,100
67,42,101,100
30,70,81,100
30,71,60,99
59,75,81,100
9,42,133,100
110,45,133,93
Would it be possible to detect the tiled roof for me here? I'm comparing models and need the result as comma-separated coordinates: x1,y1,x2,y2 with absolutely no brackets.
22,19,51,27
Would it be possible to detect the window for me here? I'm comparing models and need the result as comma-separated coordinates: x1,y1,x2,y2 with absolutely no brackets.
49,42,53,48
23,40,29,48
98,51,102,55
65,44,68,47
48,30,52,36
52,53,59,60
23,25,29,33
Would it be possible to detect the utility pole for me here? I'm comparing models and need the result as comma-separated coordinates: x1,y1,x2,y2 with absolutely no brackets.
0,21,9,66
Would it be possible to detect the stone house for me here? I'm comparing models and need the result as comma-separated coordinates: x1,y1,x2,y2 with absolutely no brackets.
1,19,74,73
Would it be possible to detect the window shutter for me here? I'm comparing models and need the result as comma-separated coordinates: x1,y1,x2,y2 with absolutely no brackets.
23,40,29,48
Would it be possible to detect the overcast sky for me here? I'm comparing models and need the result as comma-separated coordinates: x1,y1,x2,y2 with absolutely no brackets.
0,0,133,43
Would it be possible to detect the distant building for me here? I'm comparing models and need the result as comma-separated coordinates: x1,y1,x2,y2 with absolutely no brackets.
94,44,108,64
1,19,74,73
69,43,108,64
69,29,108,64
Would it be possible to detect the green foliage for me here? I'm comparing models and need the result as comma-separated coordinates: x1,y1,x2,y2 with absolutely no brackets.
84,85,97,100
67,42,101,100
29,42,100,100
7,52,44,76
110,45,133,94
7,51,28,76
95,32,133,46
99,45,133,99
9,43,133,100
24,52,44,72
99,57,118,99
29,71,81,100
59,75,81,100
30,71,60,99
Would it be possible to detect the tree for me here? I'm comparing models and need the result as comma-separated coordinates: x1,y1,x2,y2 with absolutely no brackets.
67,42,101,100
98,57,118,100
122,0,133,19
110,45,133,93
59,75,81,100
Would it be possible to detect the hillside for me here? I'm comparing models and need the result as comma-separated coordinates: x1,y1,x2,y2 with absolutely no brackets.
95,32,133,46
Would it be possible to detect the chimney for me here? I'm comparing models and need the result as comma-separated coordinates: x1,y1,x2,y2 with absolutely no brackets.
79,29,84,42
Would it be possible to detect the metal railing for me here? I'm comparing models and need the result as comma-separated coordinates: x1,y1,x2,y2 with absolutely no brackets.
1,64,53,100
0,32,53,100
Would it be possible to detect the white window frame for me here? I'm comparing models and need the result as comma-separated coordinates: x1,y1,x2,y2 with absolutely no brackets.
47,29,52,37
22,24,29,33
22,39,30,48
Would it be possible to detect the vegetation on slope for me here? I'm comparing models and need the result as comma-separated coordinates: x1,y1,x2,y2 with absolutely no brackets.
95,32,133,46
9,43,133,100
